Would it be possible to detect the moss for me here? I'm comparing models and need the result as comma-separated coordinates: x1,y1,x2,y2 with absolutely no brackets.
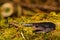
0,11,60,40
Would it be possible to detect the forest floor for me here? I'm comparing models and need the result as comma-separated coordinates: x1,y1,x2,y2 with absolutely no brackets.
0,12,60,40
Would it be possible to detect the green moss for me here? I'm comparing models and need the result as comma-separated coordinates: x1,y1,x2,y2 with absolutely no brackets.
0,10,60,40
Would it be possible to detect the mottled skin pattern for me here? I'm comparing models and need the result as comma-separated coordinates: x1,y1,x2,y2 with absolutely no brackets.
23,22,56,33
9,22,56,33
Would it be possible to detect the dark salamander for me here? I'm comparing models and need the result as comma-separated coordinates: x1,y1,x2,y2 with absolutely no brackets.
23,22,56,33
9,22,56,33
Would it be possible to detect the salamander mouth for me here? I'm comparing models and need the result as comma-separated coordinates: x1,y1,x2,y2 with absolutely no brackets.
33,30,46,33
33,30,43,32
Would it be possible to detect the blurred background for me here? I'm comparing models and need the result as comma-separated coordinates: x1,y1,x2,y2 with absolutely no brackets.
0,0,60,40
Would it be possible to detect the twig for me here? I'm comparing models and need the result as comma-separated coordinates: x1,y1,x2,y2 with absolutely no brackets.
9,22,19,28
21,31,26,40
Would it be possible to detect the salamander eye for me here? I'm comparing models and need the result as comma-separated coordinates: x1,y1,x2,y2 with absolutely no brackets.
35,26,39,28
